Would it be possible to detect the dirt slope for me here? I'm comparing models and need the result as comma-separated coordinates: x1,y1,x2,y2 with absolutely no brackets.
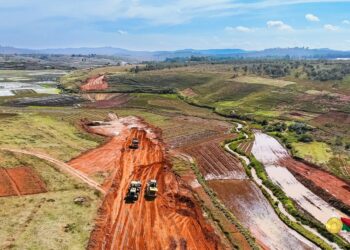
82,93,131,108
80,75,108,91
70,115,221,250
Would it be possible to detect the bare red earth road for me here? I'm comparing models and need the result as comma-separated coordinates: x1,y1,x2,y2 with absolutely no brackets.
71,116,221,250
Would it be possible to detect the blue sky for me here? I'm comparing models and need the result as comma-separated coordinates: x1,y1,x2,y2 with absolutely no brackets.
1,0,350,50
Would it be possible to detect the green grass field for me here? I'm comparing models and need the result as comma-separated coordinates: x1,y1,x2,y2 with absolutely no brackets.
0,112,102,161
292,141,333,164
0,151,101,250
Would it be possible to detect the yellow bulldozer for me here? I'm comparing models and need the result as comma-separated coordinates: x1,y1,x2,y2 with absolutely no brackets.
145,179,158,198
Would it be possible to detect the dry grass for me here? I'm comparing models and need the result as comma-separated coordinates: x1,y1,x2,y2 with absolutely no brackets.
233,76,296,87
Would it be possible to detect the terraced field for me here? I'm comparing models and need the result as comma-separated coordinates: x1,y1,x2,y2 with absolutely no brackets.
237,140,253,155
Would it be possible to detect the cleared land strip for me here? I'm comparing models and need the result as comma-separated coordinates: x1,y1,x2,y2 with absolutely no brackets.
0,148,105,194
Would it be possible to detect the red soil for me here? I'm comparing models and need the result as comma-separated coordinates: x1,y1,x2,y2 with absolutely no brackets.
71,116,221,249
0,167,47,197
280,158,350,207
69,136,127,191
80,75,108,91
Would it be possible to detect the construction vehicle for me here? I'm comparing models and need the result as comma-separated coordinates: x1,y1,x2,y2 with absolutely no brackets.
145,179,158,198
126,180,141,201
129,138,139,149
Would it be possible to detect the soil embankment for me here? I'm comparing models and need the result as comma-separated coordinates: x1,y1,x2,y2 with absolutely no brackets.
82,93,131,108
80,75,108,91
70,114,221,250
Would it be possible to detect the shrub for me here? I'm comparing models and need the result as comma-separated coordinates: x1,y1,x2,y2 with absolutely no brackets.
288,122,313,134
298,134,313,143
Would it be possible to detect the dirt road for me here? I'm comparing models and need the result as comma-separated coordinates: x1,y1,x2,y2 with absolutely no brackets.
71,115,221,250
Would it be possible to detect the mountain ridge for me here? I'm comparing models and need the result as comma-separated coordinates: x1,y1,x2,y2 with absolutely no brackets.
1,45,350,60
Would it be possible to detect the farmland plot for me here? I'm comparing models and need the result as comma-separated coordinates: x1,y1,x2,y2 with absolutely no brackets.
252,132,348,224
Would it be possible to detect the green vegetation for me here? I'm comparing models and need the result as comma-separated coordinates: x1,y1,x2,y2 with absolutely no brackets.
0,150,101,250
292,141,333,164
0,112,102,161
0,189,100,250
234,76,296,87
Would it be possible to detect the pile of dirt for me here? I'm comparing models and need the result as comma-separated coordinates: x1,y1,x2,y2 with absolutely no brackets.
0,167,47,197
70,114,221,249
80,75,108,91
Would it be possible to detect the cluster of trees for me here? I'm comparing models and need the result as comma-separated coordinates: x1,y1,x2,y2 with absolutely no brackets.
129,58,350,81
233,62,294,78
264,121,314,143
232,60,350,80
303,63,350,81
129,62,190,73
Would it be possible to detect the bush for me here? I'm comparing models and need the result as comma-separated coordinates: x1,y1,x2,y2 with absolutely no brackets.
265,122,286,132
288,122,313,134
298,134,313,143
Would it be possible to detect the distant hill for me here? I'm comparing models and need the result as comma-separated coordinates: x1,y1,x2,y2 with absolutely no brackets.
1,45,350,60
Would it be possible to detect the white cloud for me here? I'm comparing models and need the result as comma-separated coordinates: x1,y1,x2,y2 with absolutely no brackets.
2,0,350,26
267,20,293,31
117,29,127,35
324,24,339,31
225,26,252,32
305,13,320,22
343,20,350,24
